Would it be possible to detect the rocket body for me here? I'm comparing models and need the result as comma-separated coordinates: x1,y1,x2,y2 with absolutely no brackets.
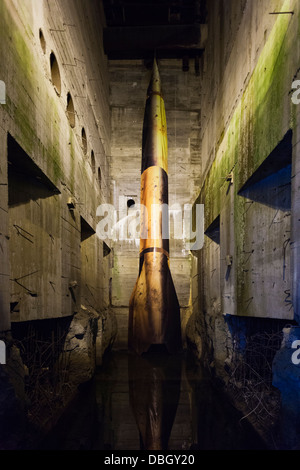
128,60,182,355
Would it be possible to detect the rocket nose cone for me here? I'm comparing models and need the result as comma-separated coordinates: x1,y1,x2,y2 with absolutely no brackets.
152,57,159,77
149,58,161,95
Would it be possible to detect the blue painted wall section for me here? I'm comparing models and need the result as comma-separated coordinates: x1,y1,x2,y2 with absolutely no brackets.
273,326,300,449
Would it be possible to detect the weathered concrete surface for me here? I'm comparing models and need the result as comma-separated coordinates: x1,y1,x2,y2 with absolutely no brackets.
0,0,300,451
191,0,299,355
61,306,117,387
0,0,111,328
0,342,29,449
0,0,115,440
189,0,300,447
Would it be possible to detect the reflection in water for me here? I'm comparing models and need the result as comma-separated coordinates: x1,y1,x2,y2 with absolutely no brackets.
128,348,182,450
40,351,266,450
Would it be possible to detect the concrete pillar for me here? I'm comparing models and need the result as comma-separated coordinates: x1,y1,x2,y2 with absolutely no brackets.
0,125,10,332
291,106,300,324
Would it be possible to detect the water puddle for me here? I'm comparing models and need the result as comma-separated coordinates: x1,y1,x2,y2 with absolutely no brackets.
41,350,266,450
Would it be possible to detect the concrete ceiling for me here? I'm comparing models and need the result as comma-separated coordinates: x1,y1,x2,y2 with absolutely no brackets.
102,0,207,61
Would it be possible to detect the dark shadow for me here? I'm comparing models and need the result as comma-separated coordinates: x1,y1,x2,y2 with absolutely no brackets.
11,316,73,370
103,241,111,257
7,133,60,207
36,350,274,451
185,356,267,450
38,380,101,450
80,216,95,242
238,129,292,210
225,265,231,281
128,350,182,450
205,215,220,244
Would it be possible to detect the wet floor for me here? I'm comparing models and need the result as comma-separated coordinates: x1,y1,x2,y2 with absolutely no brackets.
40,350,266,451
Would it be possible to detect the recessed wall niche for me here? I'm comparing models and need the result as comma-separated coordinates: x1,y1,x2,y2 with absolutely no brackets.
237,129,293,320
7,133,61,322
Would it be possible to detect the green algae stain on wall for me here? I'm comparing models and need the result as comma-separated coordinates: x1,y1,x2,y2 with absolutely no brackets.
233,0,295,315
194,0,297,317
199,0,294,229
235,1,292,190
1,5,36,156
45,98,63,185
201,102,242,230
0,0,65,188
249,9,292,171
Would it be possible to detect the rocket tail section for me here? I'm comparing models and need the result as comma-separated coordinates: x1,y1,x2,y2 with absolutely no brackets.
129,252,182,355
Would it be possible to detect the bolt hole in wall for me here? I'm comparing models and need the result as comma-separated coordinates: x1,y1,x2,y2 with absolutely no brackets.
81,127,87,154
91,150,96,174
39,28,46,54
127,198,135,209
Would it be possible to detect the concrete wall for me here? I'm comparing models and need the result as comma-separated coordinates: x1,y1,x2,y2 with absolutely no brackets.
0,0,111,329
0,0,117,443
108,59,202,349
188,0,300,447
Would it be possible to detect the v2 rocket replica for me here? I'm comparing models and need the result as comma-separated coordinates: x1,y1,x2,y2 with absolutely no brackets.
128,59,182,355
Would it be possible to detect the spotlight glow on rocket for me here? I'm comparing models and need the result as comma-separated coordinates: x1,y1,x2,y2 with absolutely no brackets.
128,59,182,355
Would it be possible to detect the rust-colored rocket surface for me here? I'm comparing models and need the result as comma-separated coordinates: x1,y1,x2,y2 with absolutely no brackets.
128,59,182,355
128,352,181,450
